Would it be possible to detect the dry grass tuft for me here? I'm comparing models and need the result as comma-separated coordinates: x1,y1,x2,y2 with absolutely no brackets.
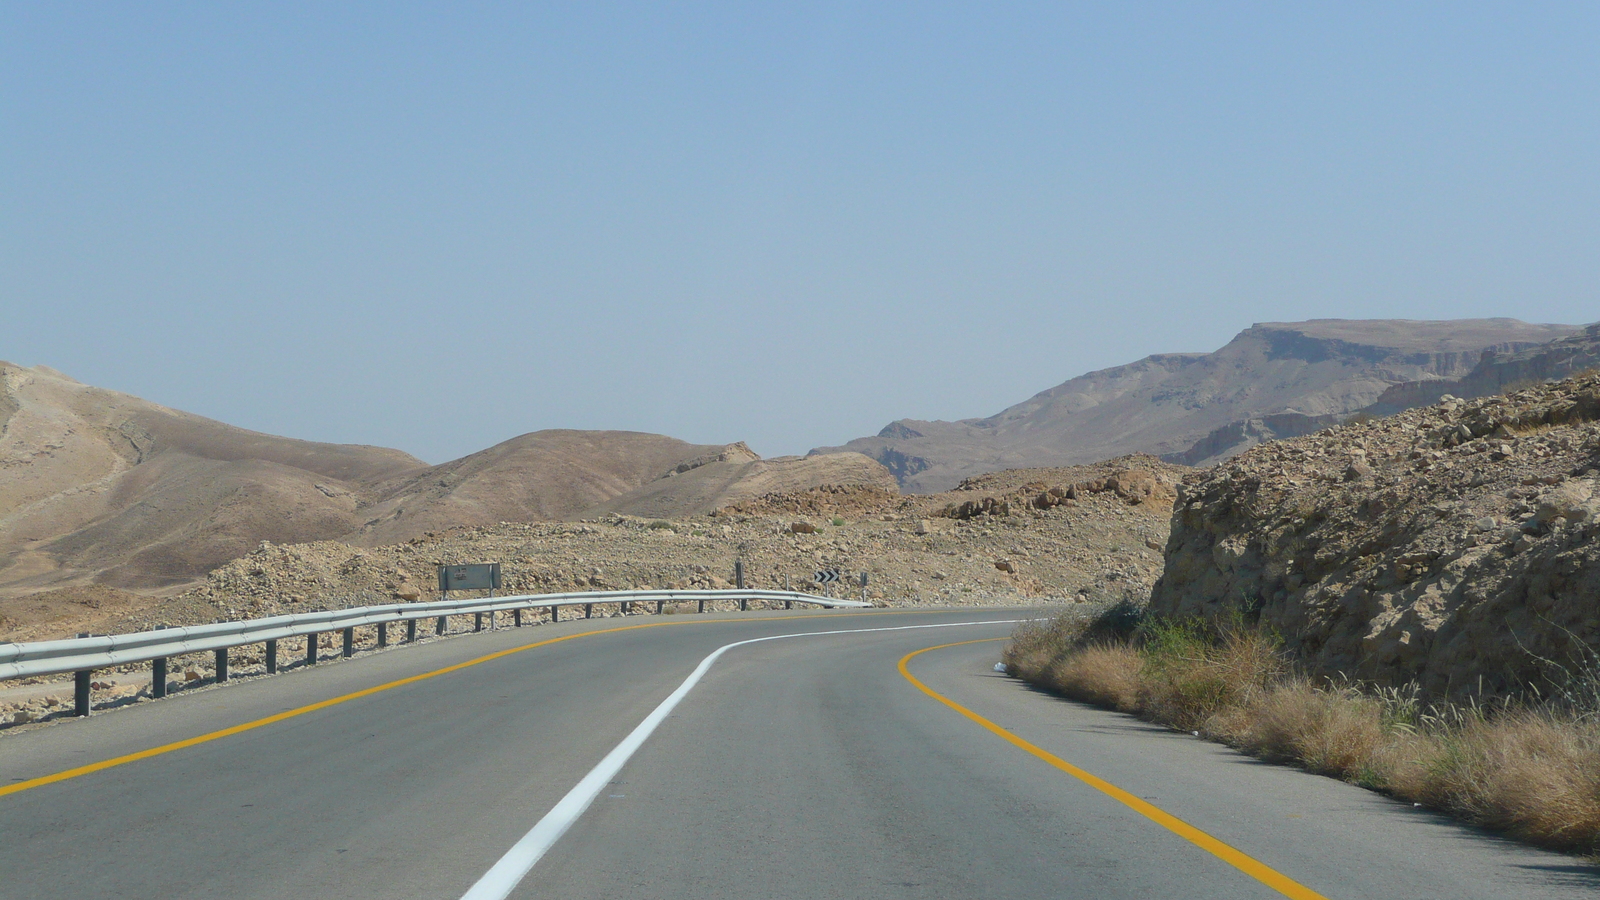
1005,611,1600,855
1048,644,1142,712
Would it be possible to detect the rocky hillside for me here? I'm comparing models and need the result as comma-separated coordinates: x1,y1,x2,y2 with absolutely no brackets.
0,364,898,597
0,456,1188,641
1150,371,1600,700
813,319,1577,491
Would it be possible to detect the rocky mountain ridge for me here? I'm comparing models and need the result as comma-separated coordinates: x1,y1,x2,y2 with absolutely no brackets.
814,318,1581,491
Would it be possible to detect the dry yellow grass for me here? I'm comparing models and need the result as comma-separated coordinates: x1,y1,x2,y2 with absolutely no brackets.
1005,611,1600,855
1046,644,1141,712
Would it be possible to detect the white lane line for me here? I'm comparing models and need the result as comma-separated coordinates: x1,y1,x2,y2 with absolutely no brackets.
459,618,1026,900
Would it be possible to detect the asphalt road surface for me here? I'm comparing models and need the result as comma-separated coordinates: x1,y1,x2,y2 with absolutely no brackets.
1,607,1593,899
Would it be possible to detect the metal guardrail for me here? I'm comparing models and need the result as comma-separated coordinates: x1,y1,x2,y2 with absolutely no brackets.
0,589,868,717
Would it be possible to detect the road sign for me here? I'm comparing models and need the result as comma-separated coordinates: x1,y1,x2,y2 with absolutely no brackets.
437,563,502,592
814,568,840,584
859,572,868,587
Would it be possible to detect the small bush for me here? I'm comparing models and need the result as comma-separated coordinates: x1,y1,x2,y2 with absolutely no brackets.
648,520,676,531
1136,617,1284,732
831,517,846,527
1048,644,1142,712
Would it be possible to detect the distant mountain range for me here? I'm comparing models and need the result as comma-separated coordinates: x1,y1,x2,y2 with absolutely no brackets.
810,319,1596,492
6,316,1597,598
0,364,892,595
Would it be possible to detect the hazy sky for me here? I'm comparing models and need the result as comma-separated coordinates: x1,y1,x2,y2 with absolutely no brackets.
4,3,1596,464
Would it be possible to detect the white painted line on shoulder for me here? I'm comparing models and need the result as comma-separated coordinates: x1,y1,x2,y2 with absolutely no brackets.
459,618,1027,900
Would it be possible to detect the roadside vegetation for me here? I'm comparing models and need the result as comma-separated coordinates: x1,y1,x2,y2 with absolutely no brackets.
1004,604,1600,856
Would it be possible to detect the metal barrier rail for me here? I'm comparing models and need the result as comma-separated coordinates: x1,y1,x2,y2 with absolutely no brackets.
0,589,868,716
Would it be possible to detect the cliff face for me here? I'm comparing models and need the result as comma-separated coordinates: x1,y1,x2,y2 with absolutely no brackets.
814,319,1576,491
1149,371,1600,699
1369,322,1600,415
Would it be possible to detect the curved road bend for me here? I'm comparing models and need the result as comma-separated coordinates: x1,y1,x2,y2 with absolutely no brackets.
0,607,1590,899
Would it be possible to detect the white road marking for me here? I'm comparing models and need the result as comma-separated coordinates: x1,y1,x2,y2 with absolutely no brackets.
458,618,1026,900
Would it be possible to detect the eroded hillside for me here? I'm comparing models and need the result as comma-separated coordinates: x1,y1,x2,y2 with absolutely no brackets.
0,364,899,598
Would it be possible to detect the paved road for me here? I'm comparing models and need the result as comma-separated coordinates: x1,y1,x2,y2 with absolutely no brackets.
0,607,1592,899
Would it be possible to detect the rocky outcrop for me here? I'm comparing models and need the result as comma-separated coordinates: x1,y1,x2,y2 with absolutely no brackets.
813,319,1577,491
1150,372,1600,700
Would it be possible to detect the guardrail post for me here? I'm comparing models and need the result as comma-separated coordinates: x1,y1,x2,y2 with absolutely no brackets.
656,599,664,614
785,598,793,610
266,639,278,674
75,665,91,717
619,600,628,616
306,633,318,666
697,598,706,613
152,656,167,698
215,648,229,682
407,618,417,642
549,605,559,623
584,603,593,619
377,621,388,648
514,608,523,627
342,627,354,657
436,615,447,636
740,596,748,612
474,612,484,632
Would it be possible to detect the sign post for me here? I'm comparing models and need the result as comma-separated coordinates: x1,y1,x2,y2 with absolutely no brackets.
437,563,502,627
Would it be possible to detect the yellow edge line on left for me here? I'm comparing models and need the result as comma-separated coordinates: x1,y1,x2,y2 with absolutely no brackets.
0,607,964,799
0,617,708,799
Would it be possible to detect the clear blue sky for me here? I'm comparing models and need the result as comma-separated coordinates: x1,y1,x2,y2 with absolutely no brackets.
4,3,1596,463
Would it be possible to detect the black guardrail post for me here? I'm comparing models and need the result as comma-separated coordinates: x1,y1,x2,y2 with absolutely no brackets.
306,633,318,666
436,615,447,636
619,600,628,616
407,618,417,642
514,608,523,627
152,625,169,698
215,648,229,682
266,639,278,674
740,595,748,612
584,603,593,619
474,612,483,632
698,597,706,613
75,668,91,717
655,599,665,614
786,598,793,609
549,605,559,623
342,627,354,657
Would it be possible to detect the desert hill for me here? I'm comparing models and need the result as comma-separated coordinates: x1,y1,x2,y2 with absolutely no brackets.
0,362,424,593
813,319,1577,491
0,364,898,598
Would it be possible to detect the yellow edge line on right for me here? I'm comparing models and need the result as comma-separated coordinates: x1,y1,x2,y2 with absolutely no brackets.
898,639,1330,900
